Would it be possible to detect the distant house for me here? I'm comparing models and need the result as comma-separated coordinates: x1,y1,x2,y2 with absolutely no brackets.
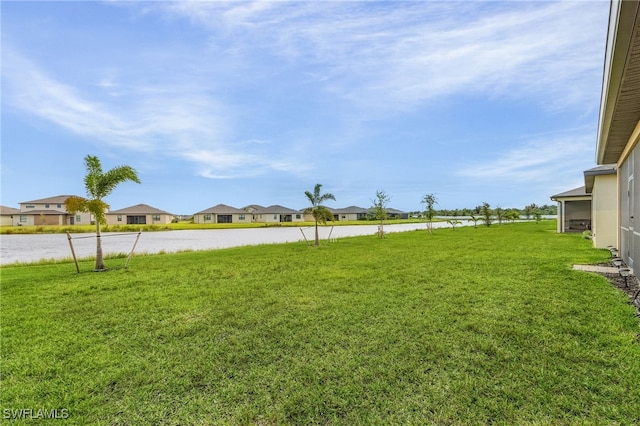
106,204,174,225
250,205,304,223
584,165,617,248
386,208,409,220
550,187,591,233
16,195,93,226
0,205,21,226
329,206,370,221
193,204,250,224
596,1,640,270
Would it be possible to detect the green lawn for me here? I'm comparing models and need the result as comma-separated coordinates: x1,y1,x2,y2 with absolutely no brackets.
1,222,639,424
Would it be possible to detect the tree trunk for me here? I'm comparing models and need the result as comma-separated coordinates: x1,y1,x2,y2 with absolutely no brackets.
314,220,320,246
95,221,106,271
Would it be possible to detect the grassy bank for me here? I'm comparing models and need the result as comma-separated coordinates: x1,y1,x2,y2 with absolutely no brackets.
1,222,639,424
0,218,434,235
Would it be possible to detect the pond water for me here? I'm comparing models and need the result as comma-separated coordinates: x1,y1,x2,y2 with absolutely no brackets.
0,222,458,265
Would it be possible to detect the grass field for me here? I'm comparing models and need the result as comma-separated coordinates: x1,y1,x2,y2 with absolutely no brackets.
1,221,639,424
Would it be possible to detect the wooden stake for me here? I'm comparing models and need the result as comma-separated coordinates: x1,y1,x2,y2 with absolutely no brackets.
125,229,142,269
67,232,80,274
299,227,311,246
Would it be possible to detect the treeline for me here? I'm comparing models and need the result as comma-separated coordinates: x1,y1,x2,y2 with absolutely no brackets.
409,203,557,219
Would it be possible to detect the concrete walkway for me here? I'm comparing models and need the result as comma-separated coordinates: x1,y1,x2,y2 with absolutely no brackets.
572,264,619,274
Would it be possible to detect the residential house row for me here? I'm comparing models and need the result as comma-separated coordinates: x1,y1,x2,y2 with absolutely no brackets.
0,196,408,227
552,1,640,272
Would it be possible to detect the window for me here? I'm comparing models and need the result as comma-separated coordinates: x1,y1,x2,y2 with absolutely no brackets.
273,215,278,220
26,204,35,209
57,204,62,208
45,204,50,208
218,215,232,223
117,215,122,222
296,214,301,219
239,214,245,220
19,216,27,223
76,215,81,222
204,214,212,221
127,216,146,225
152,215,160,221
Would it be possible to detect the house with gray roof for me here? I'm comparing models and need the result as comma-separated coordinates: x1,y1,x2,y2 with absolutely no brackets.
193,204,250,224
106,204,174,225
386,208,409,220
16,195,94,226
250,205,304,223
329,206,370,221
0,205,21,226
550,187,591,233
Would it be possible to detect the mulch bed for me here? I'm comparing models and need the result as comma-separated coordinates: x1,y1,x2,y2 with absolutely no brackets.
595,263,640,318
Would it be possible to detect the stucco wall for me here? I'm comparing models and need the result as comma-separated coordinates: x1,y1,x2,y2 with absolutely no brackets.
592,174,618,248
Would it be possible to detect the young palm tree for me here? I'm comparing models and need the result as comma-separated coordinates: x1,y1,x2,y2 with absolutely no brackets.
65,155,141,271
304,183,336,246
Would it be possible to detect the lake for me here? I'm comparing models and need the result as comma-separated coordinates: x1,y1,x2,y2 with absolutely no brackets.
0,222,458,265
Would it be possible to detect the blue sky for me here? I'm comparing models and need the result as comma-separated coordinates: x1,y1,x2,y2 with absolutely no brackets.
1,1,609,214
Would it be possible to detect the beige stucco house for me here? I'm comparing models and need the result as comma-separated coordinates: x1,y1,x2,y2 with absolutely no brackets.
584,165,618,248
550,187,592,233
106,204,174,225
329,206,370,221
15,195,93,226
193,204,251,224
596,0,640,270
250,205,304,223
0,205,21,226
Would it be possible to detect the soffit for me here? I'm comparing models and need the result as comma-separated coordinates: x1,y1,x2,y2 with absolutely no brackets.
599,1,640,164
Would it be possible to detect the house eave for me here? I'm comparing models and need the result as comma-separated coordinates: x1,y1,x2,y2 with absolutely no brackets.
596,0,640,165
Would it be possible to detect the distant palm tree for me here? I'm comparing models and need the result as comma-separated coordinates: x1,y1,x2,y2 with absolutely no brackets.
468,214,480,229
304,183,336,246
65,155,140,271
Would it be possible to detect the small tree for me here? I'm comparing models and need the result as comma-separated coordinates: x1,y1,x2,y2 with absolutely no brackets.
506,210,520,223
523,203,538,220
534,210,542,223
468,214,480,229
371,190,390,238
446,218,462,230
421,193,438,234
304,183,336,246
495,206,505,225
65,155,140,271
480,202,493,227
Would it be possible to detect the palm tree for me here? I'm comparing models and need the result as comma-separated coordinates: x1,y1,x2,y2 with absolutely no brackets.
65,155,141,271
304,183,336,246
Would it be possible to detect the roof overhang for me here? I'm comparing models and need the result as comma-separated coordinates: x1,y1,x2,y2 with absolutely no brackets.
584,164,617,193
550,186,591,202
596,0,640,165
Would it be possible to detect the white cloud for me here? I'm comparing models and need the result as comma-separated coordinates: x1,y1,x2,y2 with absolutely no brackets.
2,48,306,179
459,132,594,183
149,1,607,112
